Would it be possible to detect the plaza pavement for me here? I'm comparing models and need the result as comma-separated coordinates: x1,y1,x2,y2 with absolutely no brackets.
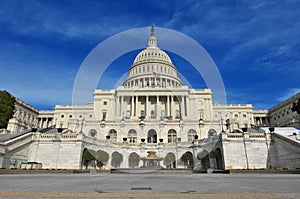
0,173,299,199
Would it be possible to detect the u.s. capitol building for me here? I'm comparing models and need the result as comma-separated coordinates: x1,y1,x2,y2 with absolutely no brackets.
1,27,299,170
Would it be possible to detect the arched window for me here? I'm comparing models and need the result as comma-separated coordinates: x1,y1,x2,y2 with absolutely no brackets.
128,129,137,144
109,129,117,142
168,129,177,143
188,129,197,142
147,129,157,143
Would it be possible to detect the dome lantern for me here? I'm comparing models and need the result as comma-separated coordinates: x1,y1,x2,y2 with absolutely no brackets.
148,26,157,47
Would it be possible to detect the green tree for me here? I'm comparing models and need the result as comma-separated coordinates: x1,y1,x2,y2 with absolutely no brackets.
181,152,193,168
0,90,15,129
164,152,176,168
82,149,96,169
96,150,109,168
111,151,123,168
128,152,140,168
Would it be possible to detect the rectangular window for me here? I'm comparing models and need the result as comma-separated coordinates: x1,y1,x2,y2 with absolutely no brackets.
103,101,107,105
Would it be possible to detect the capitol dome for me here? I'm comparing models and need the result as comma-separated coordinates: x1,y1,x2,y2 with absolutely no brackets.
123,27,182,88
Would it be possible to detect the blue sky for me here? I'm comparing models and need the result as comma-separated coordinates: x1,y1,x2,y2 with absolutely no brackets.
0,0,299,110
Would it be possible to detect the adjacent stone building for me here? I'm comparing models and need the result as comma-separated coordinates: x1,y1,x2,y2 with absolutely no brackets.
267,92,300,128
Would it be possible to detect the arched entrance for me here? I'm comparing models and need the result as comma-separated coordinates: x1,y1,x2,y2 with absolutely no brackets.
197,150,210,169
181,151,193,169
147,129,157,143
215,148,223,169
164,152,176,169
128,152,140,168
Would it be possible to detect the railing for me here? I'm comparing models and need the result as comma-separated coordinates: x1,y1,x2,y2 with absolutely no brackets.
249,133,266,138
4,133,33,151
227,133,243,138
273,133,300,148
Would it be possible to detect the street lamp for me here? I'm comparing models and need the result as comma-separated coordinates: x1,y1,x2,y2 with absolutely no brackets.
159,118,165,143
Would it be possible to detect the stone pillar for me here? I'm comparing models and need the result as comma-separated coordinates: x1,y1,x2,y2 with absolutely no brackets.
180,96,184,118
115,96,119,117
186,96,189,117
146,95,149,118
156,96,159,119
134,96,137,117
170,96,173,117
167,95,170,116
120,96,124,117
131,96,134,117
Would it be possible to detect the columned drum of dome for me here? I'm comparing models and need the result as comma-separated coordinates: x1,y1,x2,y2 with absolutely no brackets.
123,27,182,88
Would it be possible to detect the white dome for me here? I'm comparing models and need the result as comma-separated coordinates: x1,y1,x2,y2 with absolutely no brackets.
133,46,172,65
123,27,182,88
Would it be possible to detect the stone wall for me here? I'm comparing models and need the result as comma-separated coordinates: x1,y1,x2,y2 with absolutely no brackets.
271,133,300,168
28,134,83,169
221,132,271,169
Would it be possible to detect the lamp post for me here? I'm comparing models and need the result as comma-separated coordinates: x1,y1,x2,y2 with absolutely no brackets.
139,118,145,144
178,119,184,142
191,135,199,169
159,118,165,143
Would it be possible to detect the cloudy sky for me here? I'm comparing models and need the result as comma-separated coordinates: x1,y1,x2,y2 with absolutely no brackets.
0,0,299,110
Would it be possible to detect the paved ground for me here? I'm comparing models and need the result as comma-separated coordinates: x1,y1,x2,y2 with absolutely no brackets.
0,173,299,198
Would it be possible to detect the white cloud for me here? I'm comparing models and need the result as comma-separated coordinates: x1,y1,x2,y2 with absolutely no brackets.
277,88,300,102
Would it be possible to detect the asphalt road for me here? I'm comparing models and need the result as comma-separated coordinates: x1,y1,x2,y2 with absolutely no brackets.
0,173,299,199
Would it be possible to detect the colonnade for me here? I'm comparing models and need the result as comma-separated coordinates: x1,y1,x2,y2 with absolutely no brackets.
115,95,189,119
124,77,181,88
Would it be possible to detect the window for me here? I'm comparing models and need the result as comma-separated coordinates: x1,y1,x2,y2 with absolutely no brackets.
90,114,92,118
79,115,82,118
147,129,157,143
128,129,137,144
69,115,73,118
103,101,107,105
109,129,117,142
188,129,197,142
61,114,64,118
168,129,177,143
234,114,239,118
243,114,247,118
102,112,107,120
